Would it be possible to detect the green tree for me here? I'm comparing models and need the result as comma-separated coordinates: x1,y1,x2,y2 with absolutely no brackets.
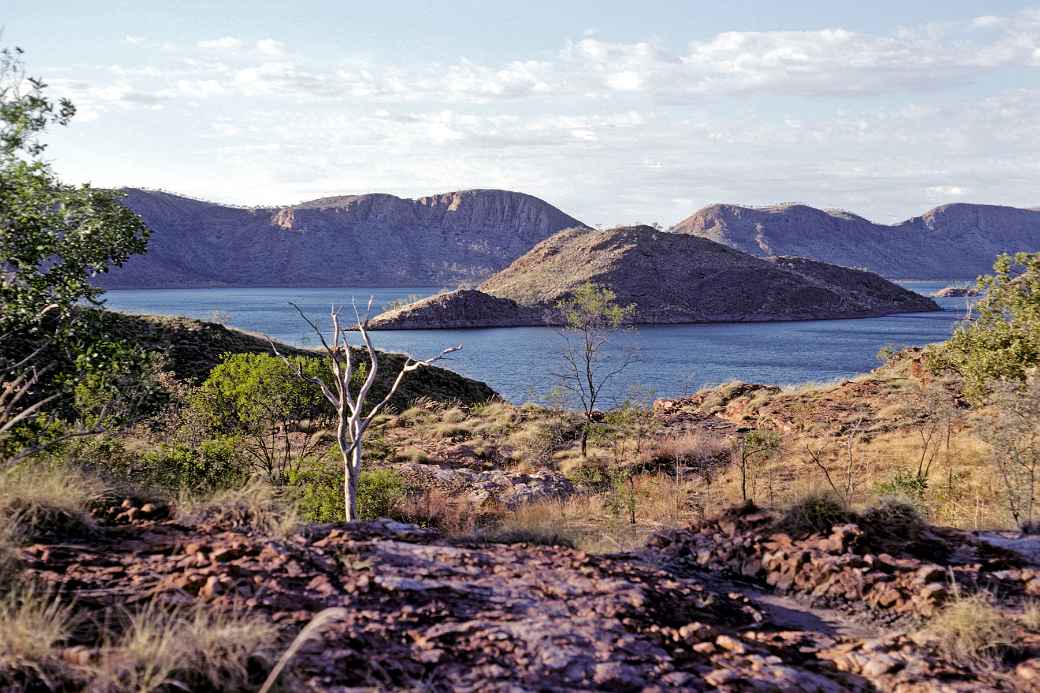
927,252,1040,402
0,47,151,463
553,283,636,457
1,47,148,337
195,352,347,484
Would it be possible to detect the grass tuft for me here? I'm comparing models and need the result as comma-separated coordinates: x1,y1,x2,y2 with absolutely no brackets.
0,464,107,539
177,480,298,539
98,602,275,692
0,585,75,686
923,592,1013,661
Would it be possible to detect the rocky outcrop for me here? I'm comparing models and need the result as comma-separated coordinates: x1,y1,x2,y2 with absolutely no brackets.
97,188,586,288
672,202,1040,280
368,226,939,328
15,498,1040,690
933,285,980,297
393,462,575,509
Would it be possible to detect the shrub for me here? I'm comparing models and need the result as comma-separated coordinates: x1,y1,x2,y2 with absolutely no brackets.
778,493,851,537
860,498,925,540
357,468,406,520
980,379,1040,529
71,339,170,430
290,464,407,522
141,437,248,493
193,352,353,484
874,469,929,502
288,459,343,523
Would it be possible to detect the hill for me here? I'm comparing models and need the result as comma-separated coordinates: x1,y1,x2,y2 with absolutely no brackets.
96,188,586,288
671,202,1040,279
367,226,938,328
98,310,496,405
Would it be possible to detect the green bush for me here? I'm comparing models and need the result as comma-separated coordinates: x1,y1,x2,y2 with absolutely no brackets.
192,352,364,484
194,352,337,434
357,468,406,520
288,459,343,523
290,463,407,522
142,437,247,493
926,252,1040,402
875,469,929,501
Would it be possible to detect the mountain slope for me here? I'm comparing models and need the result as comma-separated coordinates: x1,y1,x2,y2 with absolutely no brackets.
96,188,587,288
367,226,938,328
671,202,1040,279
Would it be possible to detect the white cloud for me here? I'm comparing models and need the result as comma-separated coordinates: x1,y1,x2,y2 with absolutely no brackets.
256,39,286,57
177,79,225,98
197,36,243,50
124,34,146,45
928,185,969,196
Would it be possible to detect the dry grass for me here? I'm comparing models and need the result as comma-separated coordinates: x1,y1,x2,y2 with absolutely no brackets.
432,422,472,441
923,592,1014,662
395,487,482,535
643,431,730,472
177,480,299,539
393,446,430,464
481,498,584,547
778,378,846,395
97,603,275,692
0,464,108,539
440,408,467,424
0,518,22,588
1021,601,1040,632
0,585,75,684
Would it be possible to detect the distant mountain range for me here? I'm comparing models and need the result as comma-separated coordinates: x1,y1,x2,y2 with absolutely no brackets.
366,226,938,329
671,203,1040,280
97,189,1040,288
96,188,585,288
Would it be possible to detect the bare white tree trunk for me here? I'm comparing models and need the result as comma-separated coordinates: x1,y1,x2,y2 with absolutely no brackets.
274,299,460,522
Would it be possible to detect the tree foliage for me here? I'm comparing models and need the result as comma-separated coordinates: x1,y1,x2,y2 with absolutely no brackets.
927,252,1040,402
195,352,345,484
1,47,149,338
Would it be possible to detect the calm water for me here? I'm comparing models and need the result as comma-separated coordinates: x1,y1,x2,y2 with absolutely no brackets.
103,282,972,404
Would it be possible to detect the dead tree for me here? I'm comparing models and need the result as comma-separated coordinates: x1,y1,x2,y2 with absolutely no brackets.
272,300,460,522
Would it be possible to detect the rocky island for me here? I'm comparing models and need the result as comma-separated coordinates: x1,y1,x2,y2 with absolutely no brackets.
366,226,939,329
932,285,981,298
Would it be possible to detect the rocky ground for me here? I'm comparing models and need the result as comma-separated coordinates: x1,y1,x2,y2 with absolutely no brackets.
10,497,1040,691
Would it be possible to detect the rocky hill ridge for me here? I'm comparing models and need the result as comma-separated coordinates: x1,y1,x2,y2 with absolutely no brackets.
96,188,587,288
672,202,1040,279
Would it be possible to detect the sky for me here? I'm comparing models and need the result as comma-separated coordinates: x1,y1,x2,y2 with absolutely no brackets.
4,1,1040,226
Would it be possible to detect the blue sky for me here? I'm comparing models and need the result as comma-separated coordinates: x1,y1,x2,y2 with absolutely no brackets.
5,1,1040,225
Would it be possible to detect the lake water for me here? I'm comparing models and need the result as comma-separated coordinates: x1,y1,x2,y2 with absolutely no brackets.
102,282,972,404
